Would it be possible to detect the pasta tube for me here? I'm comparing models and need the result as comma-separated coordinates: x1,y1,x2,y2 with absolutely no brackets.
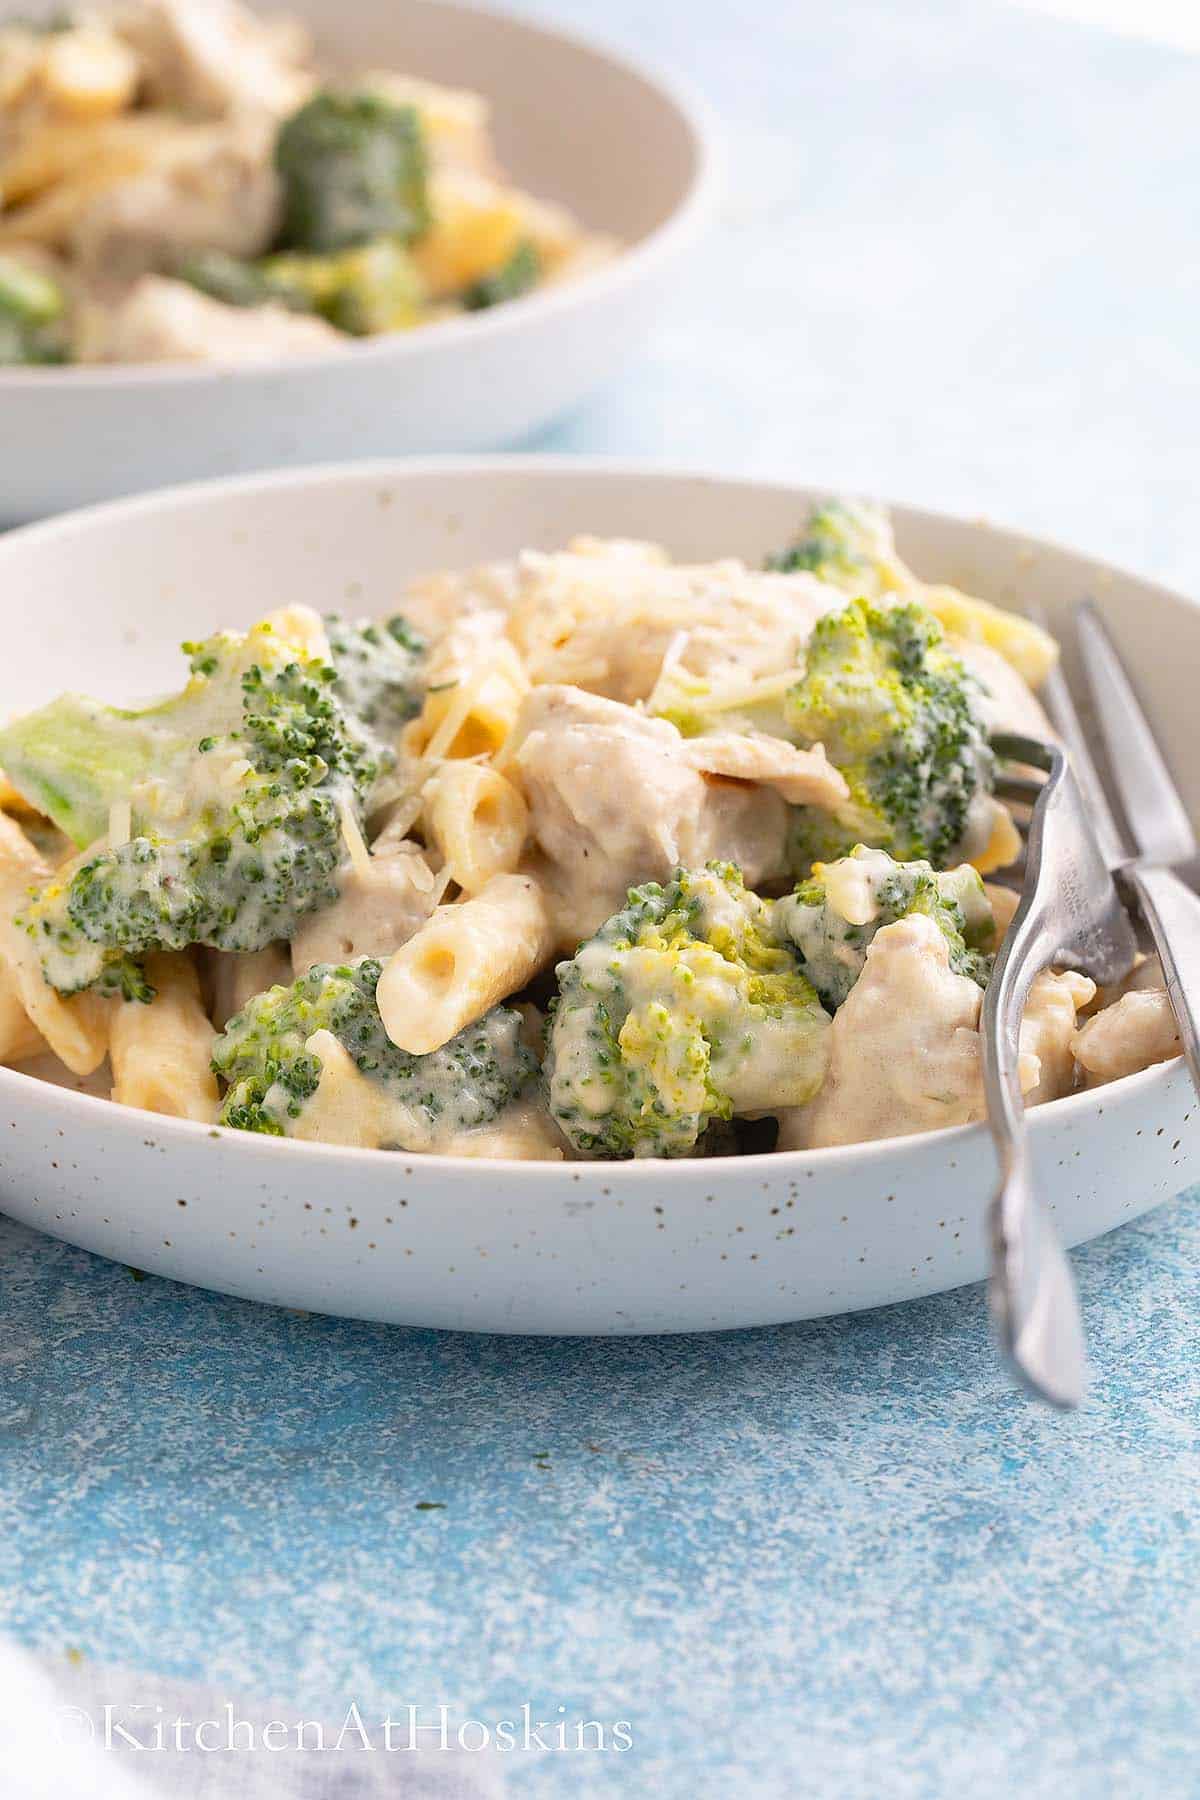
0,812,108,1076
110,953,219,1123
423,762,528,893
377,872,553,1055
403,640,528,763
0,982,45,1065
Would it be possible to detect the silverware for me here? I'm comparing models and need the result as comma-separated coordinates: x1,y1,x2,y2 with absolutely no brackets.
982,733,1139,1409
981,597,1200,1409
1075,601,1200,1093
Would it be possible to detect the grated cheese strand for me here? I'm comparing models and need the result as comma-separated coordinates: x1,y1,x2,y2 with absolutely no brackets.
338,797,372,878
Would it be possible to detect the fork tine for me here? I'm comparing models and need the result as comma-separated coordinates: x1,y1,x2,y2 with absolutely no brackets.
995,773,1043,806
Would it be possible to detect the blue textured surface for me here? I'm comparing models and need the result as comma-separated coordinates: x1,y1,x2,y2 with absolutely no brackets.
3,0,1200,1793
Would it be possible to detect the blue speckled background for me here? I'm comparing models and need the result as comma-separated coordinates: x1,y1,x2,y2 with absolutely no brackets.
3,0,1200,1793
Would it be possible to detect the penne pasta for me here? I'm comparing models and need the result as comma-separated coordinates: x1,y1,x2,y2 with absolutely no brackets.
287,1029,396,1148
110,952,219,1123
403,641,529,764
376,871,554,1055
0,978,46,1066
423,761,528,894
0,812,109,1076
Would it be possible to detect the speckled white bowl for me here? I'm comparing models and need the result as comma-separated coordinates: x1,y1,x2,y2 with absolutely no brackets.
0,459,1196,1331
0,0,715,523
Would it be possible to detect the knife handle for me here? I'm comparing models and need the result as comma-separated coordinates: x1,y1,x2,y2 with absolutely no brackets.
1125,863,1200,1095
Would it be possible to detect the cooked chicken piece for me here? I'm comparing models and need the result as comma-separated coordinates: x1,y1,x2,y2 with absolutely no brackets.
206,942,292,1032
70,119,282,283
780,915,992,1148
505,550,843,705
1089,951,1164,1015
1020,969,1096,1105
98,275,341,362
779,918,1093,1148
678,733,849,809
114,0,314,121
290,842,441,977
510,686,814,944
1072,989,1181,1086
953,638,1053,740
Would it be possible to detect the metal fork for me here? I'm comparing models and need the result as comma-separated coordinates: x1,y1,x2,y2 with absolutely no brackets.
983,598,1200,1408
982,732,1139,1409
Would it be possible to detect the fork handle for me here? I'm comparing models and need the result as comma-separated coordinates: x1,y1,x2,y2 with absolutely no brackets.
1124,863,1200,1096
983,900,1088,1410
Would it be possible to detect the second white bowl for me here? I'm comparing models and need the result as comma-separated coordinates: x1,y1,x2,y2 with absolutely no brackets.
0,0,715,522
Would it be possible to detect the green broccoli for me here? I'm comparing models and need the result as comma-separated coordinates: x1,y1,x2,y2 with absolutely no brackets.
544,863,830,1159
212,957,535,1146
0,610,418,1001
765,498,901,594
0,253,68,365
175,249,317,315
261,238,428,335
784,596,994,871
325,613,426,743
274,91,429,254
463,240,541,312
772,845,994,1010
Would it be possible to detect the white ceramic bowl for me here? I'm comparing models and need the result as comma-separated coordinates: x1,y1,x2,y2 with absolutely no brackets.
0,0,714,523
0,459,1196,1333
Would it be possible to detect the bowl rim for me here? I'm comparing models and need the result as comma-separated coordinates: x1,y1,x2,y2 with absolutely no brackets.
0,0,720,389
0,452,1187,1176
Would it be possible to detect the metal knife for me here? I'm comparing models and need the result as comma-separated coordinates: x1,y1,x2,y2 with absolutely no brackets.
1074,601,1200,1095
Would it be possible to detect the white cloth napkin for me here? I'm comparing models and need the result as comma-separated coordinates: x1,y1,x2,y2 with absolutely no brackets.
0,1641,504,1799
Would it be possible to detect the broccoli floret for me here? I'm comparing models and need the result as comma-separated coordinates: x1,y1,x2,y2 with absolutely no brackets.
784,596,994,871
262,238,427,334
176,249,317,315
325,613,427,743
212,957,535,1146
463,240,541,312
275,91,429,254
544,864,829,1159
0,613,391,1000
179,238,428,337
0,253,68,365
772,845,994,1010
766,498,901,594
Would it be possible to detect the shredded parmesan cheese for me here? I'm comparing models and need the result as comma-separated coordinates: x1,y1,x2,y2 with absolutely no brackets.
376,788,425,848
338,797,371,879
423,663,491,762
407,855,435,894
429,865,456,906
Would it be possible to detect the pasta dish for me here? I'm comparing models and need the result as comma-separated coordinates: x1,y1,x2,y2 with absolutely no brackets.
0,500,1180,1159
0,0,613,365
